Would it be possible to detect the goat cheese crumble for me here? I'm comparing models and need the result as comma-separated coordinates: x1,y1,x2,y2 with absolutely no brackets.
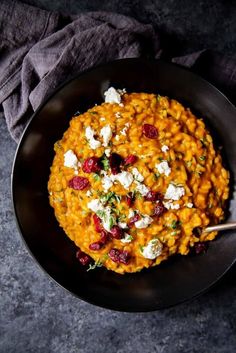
161,145,169,153
104,87,121,104
135,182,149,196
132,167,144,182
156,160,171,177
64,150,79,169
100,125,112,147
135,214,153,229
141,238,163,259
164,183,185,201
85,126,101,150
163,201,180,210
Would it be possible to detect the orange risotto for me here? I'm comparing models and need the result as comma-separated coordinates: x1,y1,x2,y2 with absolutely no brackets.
48,87,230,274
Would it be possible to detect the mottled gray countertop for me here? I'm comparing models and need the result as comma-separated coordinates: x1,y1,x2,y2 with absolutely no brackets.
1,1,236,352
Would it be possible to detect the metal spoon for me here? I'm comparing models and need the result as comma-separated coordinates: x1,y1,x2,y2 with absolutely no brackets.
205,222,236,233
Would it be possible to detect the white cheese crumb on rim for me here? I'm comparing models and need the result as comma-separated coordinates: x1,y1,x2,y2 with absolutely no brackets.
163,200,180,210
104,87,121,104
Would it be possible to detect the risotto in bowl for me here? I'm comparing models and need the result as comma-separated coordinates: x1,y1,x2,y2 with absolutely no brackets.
48,87,230,274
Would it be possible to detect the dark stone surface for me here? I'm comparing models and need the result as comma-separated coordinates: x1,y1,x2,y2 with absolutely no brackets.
1,1,236,352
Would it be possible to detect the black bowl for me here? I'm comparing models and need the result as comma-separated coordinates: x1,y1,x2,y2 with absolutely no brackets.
12,58,236,312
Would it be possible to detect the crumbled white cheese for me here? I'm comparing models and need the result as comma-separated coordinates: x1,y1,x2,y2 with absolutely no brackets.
115,112,121,118
132,168,144,182
86,190,92,197
87,199,115,231
104,87,121,104
117,88,126,95
87,199,103,213
104,148,111,157
100,117,106,121
141,238,163,259
64,150,78,169
85,126,101,150
135,215,153,229
164,183,185,201
120,123,130,136
100,125,112,147
121,233,133,243
128,209,135,218
156,160,171,177
135,182,149,196
161,145,169,153
186,202,193,208
74,170,79,175
102,173,114,192
115,135,120,141
118,222,127,229
113,171,133,190
163,201,180,210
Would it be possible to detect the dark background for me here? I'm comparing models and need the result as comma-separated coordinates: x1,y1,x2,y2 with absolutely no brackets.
0,1,235,353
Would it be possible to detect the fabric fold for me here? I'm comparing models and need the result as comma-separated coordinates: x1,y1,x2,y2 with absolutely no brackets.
0,0,235,142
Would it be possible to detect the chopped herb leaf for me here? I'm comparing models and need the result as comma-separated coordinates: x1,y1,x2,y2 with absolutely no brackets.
208,203,213,209
199,155,206,161
139,245,144,252
153,172,160,181
87,260,103,272
157,94,161,101
186,160,192,168
97,210,106,218
158,157,164,161
100,155,110,171
89,111,98,115
200,137,208,147
108,216,115,229
100,191,121,205
93,173,101,181
170,220,182,229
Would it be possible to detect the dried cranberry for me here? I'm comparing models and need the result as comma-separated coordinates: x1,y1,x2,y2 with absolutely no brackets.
89,241,103,251
126,192,134,207
68,176,90,190
145,191,163,202
82,157,101,173
128,213,140,226
76,249,91,266
110,225,123,239
108,248,130,264
100,230,110,245
194,242,208,254
118,250,130,264
93,214,103,233
153,202,166,217
124,155,138,166
142,124,158,139
109,153,123,174
108,248,120,263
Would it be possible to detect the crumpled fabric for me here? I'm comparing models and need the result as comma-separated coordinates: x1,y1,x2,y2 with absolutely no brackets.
0,0,235,142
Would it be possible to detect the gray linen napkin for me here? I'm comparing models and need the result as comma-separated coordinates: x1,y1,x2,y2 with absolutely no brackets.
0,0,235,142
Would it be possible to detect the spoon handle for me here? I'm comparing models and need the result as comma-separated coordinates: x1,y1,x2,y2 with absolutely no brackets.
205,222,236,233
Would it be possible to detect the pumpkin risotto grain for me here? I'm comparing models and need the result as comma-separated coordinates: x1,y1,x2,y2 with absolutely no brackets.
48,88,230,274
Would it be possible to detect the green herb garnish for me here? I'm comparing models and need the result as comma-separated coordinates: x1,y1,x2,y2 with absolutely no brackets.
199,155,206,161
170,220,182,229
100,155,110,171
93,173,101,181
100,192,121,205
200,137,208,147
